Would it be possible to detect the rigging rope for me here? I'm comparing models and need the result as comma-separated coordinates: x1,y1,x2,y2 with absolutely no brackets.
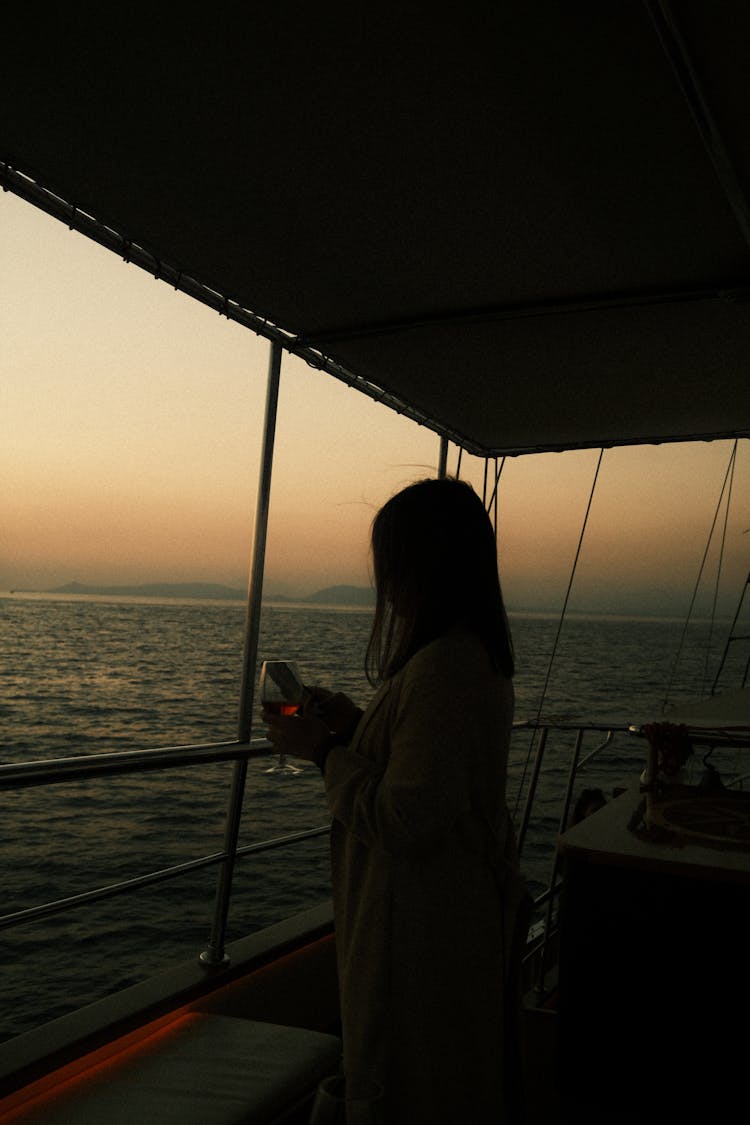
493,457,499,540
488,458,506,548
704,443,737,695
485,457,504,515
513,448,605,819
662,439,738,710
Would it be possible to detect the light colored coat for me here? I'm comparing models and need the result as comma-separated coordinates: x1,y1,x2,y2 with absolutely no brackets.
323,627,526,1123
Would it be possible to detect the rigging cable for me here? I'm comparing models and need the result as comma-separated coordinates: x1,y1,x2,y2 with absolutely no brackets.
703,442,737,695
485,456,504,516
478,456,506,545
494,457,499,543
512,448,605,821
662,439,738,710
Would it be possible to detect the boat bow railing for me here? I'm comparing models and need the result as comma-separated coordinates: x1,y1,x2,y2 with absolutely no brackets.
2,720,645,1026
0,737,331,967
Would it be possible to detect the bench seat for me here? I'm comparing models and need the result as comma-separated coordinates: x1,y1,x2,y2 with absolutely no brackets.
1,1013,342,1124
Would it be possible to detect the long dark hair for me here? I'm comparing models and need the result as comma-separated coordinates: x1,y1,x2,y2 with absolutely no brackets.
365,477,515,683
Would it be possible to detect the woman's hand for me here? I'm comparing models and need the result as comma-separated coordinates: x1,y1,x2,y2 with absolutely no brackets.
261,706,331,762
261,687,363,764
306,690,363,741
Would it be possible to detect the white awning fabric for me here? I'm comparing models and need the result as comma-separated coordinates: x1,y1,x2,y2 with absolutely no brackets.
3,3,750,455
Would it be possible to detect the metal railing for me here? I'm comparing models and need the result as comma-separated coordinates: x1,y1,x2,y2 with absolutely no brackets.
6,711,747,1028
0,737,330,965
512,719,641,998
0,720,655,1003
0,722,632,959
515,719,625,856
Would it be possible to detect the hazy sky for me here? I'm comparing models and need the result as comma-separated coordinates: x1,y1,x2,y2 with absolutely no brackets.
3,190,749,617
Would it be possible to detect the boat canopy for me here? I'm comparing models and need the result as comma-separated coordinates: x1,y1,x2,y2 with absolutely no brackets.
3,3,750,457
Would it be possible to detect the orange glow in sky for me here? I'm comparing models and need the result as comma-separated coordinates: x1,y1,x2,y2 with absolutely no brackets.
2,191,749,617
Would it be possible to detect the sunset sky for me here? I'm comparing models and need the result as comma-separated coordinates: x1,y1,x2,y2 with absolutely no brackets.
3,189,749,618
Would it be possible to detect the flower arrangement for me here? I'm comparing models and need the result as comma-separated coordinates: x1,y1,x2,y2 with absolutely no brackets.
643,722,693,778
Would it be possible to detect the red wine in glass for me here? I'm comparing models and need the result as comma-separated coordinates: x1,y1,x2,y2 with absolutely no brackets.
260,660,305,774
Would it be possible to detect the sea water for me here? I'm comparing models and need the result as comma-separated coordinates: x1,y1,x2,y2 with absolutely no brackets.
0,593,744,1040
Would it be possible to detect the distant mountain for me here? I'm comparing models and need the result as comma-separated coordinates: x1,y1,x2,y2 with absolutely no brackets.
306,585,375,606
41,580,375,606
46,581,246,601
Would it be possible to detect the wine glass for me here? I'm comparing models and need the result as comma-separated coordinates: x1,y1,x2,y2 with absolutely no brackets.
260,659,305,775
308,1074,384,1125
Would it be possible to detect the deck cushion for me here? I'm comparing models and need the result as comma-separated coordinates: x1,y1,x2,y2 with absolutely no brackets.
7,1014,342,1124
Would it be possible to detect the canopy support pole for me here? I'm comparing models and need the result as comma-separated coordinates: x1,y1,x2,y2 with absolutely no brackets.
514,449,605,825
201,340,282,966
437,436,449,478
237,341,282,741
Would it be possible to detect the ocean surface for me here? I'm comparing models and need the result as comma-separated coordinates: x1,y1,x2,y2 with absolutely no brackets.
1,591,746,1041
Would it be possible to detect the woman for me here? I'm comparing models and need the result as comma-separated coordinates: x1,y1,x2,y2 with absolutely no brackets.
263,477,528,1123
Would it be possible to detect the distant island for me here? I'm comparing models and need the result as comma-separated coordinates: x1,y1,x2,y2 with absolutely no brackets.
305,585,375,606
36,580,376,607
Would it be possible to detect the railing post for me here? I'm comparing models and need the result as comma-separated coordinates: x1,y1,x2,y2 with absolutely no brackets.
535,727,585,996
516,725,548,856
201,339,283,967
